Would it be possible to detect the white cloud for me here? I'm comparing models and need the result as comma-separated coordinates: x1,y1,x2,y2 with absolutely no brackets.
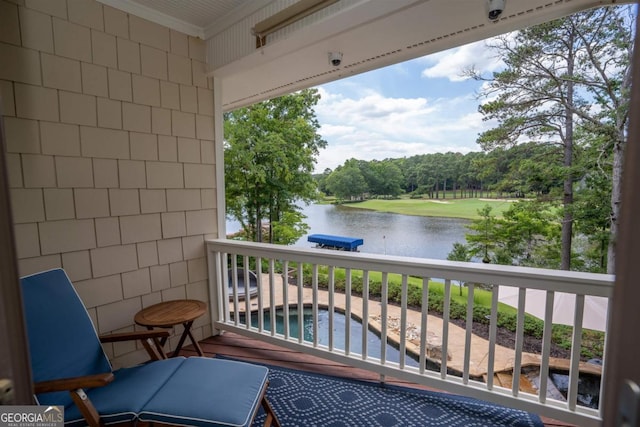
314,88,490,171
319,124,356,138
421,40,504,82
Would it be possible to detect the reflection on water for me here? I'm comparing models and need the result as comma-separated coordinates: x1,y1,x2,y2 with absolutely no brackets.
227,203,470,260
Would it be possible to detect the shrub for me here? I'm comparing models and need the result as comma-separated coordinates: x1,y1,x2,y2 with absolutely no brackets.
449,300,467,320
499,311,519,331
428,293,444,312
387,282,402,301
523,316,544,338
407,284,423,306
351,276,364,294
369,280,382,298
472,306,491,324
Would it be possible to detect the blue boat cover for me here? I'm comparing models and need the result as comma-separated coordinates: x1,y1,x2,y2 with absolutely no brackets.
307,234,364,251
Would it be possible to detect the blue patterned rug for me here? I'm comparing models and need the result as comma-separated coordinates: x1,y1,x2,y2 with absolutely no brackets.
218,357,543,427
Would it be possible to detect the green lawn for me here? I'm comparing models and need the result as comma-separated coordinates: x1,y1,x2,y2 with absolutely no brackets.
343,198,516,220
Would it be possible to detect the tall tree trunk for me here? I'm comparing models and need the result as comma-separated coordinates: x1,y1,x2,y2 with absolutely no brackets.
268,197,274,244
255,213,262,242
608,134,625,273
601,231,607,272
607,53,632,273
560,130,574,270
560,40,575,271
254,187,263,242
254,217,262,242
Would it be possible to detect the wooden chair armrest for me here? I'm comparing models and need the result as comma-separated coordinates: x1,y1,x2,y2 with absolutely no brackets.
34,373,114,394
100,330,169,360
99,330,169,343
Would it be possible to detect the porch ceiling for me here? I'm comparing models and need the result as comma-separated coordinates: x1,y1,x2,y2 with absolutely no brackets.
97,0,255,37
99,0,627,110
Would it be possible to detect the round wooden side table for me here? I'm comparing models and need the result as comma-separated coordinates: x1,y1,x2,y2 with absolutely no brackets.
134,299,207,357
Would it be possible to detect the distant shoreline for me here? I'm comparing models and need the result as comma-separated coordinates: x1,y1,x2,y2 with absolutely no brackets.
328,197,516,220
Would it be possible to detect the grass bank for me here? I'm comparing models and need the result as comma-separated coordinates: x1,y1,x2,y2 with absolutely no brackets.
339,198,516,220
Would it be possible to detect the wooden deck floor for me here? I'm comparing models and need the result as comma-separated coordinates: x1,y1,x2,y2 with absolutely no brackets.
180,332,574,427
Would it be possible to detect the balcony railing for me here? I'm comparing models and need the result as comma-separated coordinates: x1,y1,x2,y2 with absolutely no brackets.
205,238,613,427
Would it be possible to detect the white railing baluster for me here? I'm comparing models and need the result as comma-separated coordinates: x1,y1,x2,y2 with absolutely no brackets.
219,253,229,323
256,257,264,333
297,263,304,344
568,294,585,411
599,314,611,419
243,256,251,330
328,266,335,351
487,284,499,390
282,260,290,340
362,270,370,361
441,279,451,379
419,277,430,375
345,268,352,356
231,257,239,327
312,264,319,347
539,290,555,403
269,259,276,338
513,288,526,396
381,272,388,365
463,283,475,384
400,274,408,369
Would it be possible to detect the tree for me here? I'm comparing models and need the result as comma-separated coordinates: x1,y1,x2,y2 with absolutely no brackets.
471,6,632,272
465,205,499,264
460,202,562,268
464,152,486,197
447,242,472,296
224,89,327,244
368,160,404,198
315,168,333,197
325,160,368,201
572,134,614,272
573,8,633,273
497,201,560,267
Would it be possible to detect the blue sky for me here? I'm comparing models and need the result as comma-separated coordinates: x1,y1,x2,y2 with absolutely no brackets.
313,39,504,171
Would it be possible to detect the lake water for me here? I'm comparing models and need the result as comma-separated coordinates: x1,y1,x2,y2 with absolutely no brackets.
227,203,470,260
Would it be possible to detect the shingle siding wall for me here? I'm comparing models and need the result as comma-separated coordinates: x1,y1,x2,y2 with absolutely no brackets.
0,0,217,368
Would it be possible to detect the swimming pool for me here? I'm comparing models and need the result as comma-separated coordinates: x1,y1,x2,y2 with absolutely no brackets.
245,307,424,368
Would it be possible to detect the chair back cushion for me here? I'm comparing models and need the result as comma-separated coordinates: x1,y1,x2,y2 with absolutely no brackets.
21,269,112,407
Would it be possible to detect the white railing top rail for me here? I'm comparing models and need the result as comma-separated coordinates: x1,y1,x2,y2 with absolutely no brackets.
206,238,614,296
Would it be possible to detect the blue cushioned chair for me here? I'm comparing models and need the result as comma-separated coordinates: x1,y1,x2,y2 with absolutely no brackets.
21,268,280,427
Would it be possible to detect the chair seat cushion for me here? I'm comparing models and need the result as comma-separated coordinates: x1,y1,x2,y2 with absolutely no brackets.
65,357,186,427
139,358,269,427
